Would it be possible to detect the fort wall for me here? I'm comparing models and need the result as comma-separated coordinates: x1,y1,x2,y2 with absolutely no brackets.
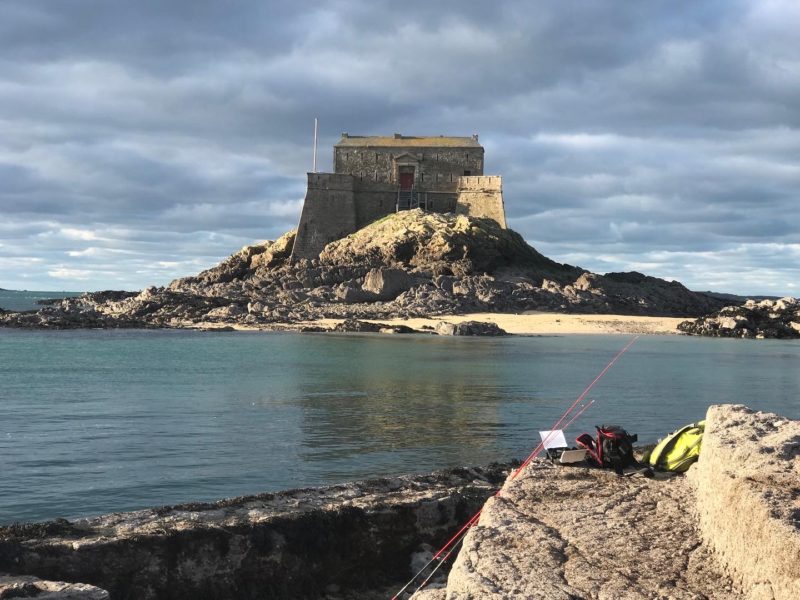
349,180,400,228
291,174,357,260
456,176,506,228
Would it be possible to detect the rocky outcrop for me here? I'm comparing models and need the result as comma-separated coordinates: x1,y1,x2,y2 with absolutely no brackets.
0,211,730,330
0,575,109,599
318,212,571,280
434,321,508,336
333,319,417,334
690,405,800,600
678,297,800,339
0,464,512,600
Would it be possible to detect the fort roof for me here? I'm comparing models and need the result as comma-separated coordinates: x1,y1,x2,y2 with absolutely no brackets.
335,133,481,148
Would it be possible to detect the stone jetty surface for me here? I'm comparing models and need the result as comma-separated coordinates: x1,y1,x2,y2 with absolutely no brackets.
0,465,511,600
416,404,800,600
0,210,728,331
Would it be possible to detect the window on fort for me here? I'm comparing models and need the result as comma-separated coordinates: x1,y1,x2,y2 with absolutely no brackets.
464,170,471,176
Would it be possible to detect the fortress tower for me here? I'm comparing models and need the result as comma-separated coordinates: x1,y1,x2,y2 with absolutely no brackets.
291,133,506,260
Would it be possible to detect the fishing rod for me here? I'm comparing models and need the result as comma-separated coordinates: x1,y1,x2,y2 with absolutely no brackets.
395,399,592,596
391,335,640,599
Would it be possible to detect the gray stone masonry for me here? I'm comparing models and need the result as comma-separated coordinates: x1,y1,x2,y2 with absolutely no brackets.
291,134,506,260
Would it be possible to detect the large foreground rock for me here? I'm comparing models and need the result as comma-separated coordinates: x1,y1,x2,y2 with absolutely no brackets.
427,462,736,599
421,404,800,599
691,405,800,599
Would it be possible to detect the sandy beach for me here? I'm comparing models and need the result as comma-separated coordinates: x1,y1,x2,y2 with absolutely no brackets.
309,312,688,335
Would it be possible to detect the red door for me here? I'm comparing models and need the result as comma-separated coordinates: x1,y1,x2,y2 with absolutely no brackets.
399,172,414,190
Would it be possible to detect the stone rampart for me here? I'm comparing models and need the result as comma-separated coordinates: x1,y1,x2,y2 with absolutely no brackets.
0,465,511,600
291,173,357,260
350,181,400,229
292,174,507,260
692,405,800,600
456,176,506,228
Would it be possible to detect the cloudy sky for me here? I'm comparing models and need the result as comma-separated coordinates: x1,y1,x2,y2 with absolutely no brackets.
1,0,798,295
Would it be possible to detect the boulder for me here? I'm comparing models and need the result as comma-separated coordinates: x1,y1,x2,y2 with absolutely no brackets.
204,304,245,319
333,284,376,304
691,405,800,600
361,268,414,300
435,321,508,336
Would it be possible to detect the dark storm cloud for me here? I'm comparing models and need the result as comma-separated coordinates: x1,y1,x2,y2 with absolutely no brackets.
0,0,798,294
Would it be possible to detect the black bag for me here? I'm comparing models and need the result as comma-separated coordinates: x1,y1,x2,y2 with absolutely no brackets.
576,425,638,474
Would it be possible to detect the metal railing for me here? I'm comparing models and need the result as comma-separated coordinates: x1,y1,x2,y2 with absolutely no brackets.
396,189,429,211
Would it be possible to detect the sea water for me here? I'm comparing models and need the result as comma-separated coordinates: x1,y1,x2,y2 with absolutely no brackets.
0,290,80,312
0,328,798,524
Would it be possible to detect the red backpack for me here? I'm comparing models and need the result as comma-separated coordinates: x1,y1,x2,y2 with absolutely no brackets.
576,425,638,474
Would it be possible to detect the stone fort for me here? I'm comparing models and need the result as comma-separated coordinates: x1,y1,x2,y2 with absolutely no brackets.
291,133,506,259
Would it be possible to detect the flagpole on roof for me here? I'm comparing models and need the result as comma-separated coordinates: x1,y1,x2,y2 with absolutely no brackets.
312,117,318,173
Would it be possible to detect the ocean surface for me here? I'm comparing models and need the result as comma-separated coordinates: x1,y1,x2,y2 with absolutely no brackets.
0,289,81,312
0,328,798,524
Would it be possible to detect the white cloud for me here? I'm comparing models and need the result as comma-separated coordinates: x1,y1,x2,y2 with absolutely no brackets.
48,267,91,280
60,228,100,241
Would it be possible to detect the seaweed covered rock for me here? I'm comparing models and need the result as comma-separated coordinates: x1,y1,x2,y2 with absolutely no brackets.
678,297,800,339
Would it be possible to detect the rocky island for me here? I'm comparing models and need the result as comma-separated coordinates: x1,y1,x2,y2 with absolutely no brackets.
0,210,730,332
2,130,792,337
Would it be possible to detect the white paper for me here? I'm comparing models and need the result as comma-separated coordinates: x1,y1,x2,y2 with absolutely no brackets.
539,429,568,449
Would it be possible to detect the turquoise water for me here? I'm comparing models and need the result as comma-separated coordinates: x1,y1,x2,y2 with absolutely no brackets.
0,290,81,312
0,329,798,524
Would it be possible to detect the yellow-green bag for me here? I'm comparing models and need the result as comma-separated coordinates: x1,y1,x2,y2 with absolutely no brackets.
648,420,705,472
